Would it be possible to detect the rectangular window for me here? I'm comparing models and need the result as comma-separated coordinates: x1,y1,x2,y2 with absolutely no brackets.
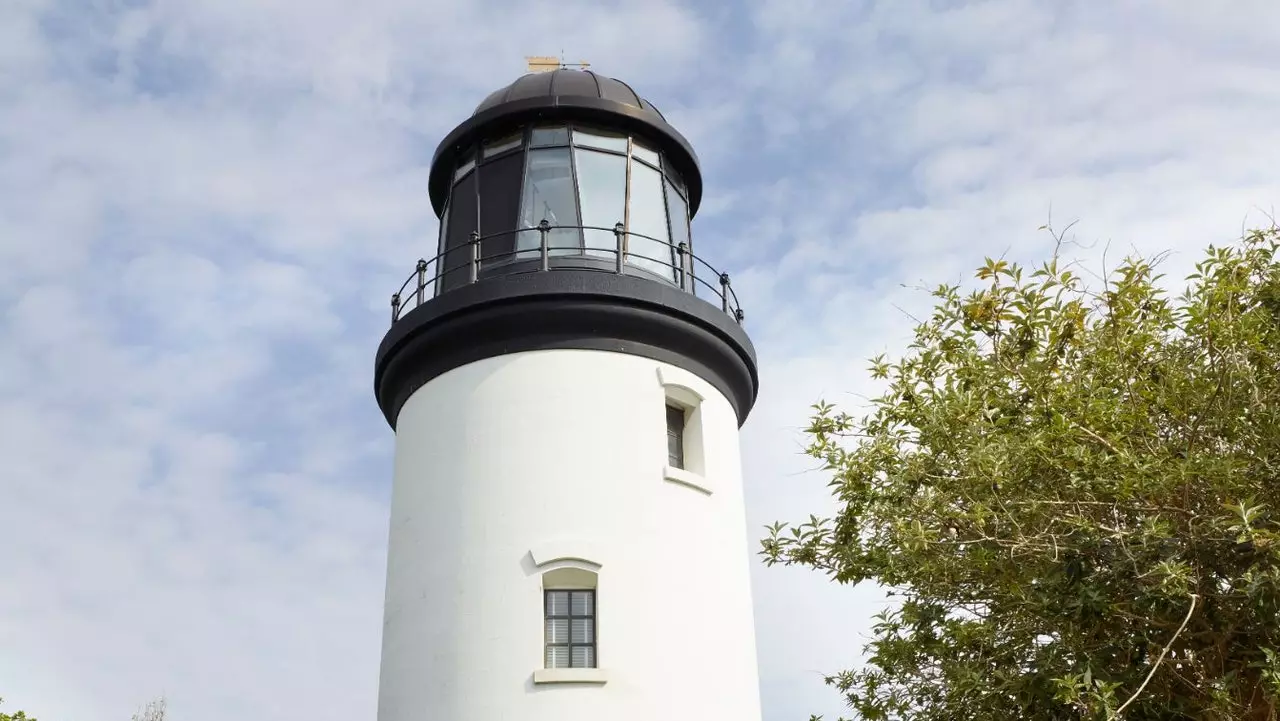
483,133,522,158
545,590,596,668
666,404,686,468
518,147,582,257
573,147,627,258
626,159,676,283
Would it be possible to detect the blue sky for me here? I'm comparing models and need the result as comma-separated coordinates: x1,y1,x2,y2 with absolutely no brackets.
3,0,1280,719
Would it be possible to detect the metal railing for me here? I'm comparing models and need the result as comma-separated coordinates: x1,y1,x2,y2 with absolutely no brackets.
388,221,745,326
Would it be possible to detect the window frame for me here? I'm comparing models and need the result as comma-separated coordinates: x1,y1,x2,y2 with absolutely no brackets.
440,123,693,275
666,403,687,469
543,588,598,669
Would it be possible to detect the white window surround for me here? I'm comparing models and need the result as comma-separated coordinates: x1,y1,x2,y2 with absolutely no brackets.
533,544,607,683
533,668,610,685
655,366,706,406
529,540,604,571
656,366,710,491
664,464,712,495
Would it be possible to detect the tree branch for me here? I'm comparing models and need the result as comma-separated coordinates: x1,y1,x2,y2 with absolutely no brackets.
1111,593,1200,719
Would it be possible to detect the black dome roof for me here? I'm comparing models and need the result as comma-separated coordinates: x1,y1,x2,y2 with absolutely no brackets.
473,69,669,122
428,69,703,218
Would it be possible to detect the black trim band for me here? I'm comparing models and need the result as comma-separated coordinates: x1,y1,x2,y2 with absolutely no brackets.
374,271,758,429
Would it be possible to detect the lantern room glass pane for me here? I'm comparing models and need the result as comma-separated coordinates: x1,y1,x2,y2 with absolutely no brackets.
573,127,629,154
665,161,686,198
665,178,691,288
530,126,570,147
518,148,581,257
632,140,660,167
626,159,675,281
573,148,627,258
453,155,476,181
483,133,522,158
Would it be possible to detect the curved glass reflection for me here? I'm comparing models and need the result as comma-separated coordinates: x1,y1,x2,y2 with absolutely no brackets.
518,147,581,257
444,123,693,285
574,147,627,257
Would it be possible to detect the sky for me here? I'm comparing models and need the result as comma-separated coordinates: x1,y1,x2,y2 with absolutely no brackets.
2,0,1280,719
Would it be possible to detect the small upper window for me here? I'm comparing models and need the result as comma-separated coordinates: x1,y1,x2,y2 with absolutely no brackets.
666,404,686,469
483,133,522,158
632,140,661,167
453,150,477,181
530,126,570,147
573,127,628,154
545,589,596,669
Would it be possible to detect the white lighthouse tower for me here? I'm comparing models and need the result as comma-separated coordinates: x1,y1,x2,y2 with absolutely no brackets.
373,66,762,721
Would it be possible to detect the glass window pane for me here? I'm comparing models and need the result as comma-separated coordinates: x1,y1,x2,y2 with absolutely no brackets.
571,619,594,644
546,618,569,643
665,163,686,197
546,591,569,615
573,148,626,259
573,127,628,153
667,404,685,468
530,126,569,147
483,132,522,158
519,148,582,257
546,646,569,668
571,647,595,668
632,140,660,167
665,179,692,288
571,591,594,616
453,157,476,181
453,146,477,181
626,160,675,282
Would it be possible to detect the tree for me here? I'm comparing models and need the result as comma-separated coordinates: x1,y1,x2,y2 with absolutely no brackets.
764,227,1280,720
0,697,36,721
131,697,166,721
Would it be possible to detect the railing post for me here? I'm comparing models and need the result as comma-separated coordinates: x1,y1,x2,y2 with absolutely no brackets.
391,293,401,324
415,258,427,306
614,222,626,274
469,231,480,283
539,219,551,272
719,272,731,314
677,242,688,291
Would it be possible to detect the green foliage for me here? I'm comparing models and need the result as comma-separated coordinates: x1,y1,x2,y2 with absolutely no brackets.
0,697,37,721
764,228,1280,720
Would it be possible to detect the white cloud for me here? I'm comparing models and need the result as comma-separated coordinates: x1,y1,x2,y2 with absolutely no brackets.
2,0,1279,720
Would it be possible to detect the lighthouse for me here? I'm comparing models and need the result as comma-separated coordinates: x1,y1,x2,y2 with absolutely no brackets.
372,66,762,721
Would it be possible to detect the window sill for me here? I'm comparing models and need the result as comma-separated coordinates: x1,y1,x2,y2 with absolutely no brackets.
663,465,712,495
533,668,610,685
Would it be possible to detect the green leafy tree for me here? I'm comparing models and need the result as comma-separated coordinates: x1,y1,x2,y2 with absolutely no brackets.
764,227,1280,720
0,697,36,721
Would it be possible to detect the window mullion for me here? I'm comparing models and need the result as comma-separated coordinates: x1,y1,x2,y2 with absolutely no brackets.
566,125,584,253
623,136,632,257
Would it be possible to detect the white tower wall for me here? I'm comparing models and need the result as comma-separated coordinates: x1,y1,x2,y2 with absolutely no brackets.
376,348,763,721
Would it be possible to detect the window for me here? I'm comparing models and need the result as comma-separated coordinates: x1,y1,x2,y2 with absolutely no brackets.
453,146,477,181
659,367,709,491
483,132,522,158
530,125,570,147
437,123,695,285
573,127,629,154
632,139,660,167
545,589,596,669
626,159,675,281
573,147,627,257
518,147,582,257
666,178,692,289
666,404,686,469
